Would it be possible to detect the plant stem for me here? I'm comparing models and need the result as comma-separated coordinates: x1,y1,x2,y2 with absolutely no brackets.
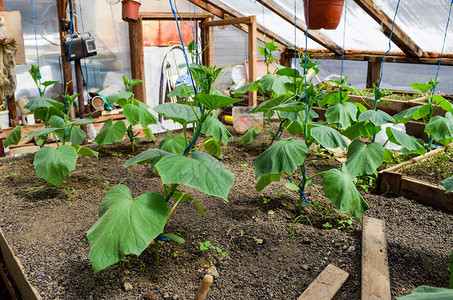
154,238,160,267
307,170,328,181
166,199,182,223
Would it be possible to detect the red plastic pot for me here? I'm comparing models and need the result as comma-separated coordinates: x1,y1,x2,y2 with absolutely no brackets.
303,0,344,30
122,0,141,22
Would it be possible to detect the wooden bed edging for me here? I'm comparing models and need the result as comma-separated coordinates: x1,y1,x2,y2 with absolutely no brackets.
378,144,453,213
297,264,349,300
362,217,391,300
0,228,41,300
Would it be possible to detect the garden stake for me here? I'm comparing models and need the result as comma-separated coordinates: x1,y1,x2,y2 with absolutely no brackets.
194,274,213,300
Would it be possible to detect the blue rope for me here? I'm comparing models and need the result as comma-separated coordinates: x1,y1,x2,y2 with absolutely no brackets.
427,0,453,151
110,3,124,76
373,0,401,110
31,0,42,96
169,0,198,96
64,8,75,116
303,0,309,137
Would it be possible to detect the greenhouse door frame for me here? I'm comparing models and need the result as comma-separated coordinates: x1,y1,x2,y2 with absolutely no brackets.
128,12,213,103
202,16,257,107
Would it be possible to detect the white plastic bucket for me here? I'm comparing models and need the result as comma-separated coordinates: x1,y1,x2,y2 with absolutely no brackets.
21,114,35,125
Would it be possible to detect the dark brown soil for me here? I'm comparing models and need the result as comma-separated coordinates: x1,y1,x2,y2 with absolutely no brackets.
0,128,452,300
400,148,453,186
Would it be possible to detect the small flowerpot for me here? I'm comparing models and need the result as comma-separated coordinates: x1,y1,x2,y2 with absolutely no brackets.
121,0,141,22
303,0,344,30
232,106,263,134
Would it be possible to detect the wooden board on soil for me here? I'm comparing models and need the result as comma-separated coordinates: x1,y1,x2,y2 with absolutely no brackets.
0,127,452,299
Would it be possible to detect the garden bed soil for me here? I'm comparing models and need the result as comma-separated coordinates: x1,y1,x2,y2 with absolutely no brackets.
399,147,453,187
0,127,452,299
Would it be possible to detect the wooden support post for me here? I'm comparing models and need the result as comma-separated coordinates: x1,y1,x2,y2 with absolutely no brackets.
56,0,74,117
0,138,5,157
128,17,146,103
201,16,214,66
248,16,257,107
362,217,391,300
1,0,19,128
297,264,349,300
366,58,381,88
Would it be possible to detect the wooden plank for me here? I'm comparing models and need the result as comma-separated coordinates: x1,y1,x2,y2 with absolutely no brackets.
0,259,18,299
400,177,453,213
189,0,290,50
203,16,252,27
259,0,343,55
128,17,146,103
362,217,391,300
305,52,453,66
201,17,214,66
0,228,41,299
366,59,381,88
297,264,349,300
353,0,423,58
378,171,402,194
248,16,257,107
139,12,212,20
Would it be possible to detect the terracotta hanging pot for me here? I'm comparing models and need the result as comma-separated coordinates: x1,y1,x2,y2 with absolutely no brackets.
303,0,344,30
121,0,141,22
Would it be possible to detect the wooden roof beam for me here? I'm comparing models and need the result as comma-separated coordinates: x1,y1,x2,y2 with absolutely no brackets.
189,0,291,51
353,0,424,58
258,0,343,55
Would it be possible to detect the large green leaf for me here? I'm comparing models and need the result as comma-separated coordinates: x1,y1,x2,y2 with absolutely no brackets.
194,94,242,110
233,81,260,97
308,124,348,149
259,74,292,95
249,94,289,113
25,97,54,111
87,185,167,273
94,119,126,147
394,105,430,123
154,103,199,125
25,127,61,138
168,84,195,98
124,149,175,168
395,285,453,299
200,116,232,146
203,137,222,158
240,126,260,144
33,145,78,187
385,127,425,155
3,126,21,147
71,144,98,157
155,151,234,200
256,173,281,192
345,140,384,177
441,176,453,193
325,102,358,128
105,92,133,106
159,132,186,154
425,112,453,144
433,94,453,113
359,109,394,126
123,103,157,127
322,166,369,219
272,102,306,113
409,83,430,93
342,121,375,140
69,117,96,126
67,126,87,145
253,138,308,178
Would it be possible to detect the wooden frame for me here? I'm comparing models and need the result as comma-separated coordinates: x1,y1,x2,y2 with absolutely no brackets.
203,16,257,106
128,13,213,103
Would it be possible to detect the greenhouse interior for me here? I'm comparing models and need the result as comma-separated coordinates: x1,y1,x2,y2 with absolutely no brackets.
0,0,453,299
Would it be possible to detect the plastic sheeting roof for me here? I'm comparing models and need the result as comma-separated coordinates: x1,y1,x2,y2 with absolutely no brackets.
219,0,453,54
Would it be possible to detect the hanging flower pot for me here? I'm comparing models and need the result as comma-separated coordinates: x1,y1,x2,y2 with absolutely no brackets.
121,0,141,22
303,0,344,30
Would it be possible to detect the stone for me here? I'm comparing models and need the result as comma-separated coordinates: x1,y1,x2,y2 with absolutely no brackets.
302,264,309,271
347,246,356,253
123,282,133,291
144,291,158,300
206,264,219,279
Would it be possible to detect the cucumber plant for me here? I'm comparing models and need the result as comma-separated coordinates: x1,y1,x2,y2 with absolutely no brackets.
4,65,98,199
94,76,157,153
86,64,241,272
